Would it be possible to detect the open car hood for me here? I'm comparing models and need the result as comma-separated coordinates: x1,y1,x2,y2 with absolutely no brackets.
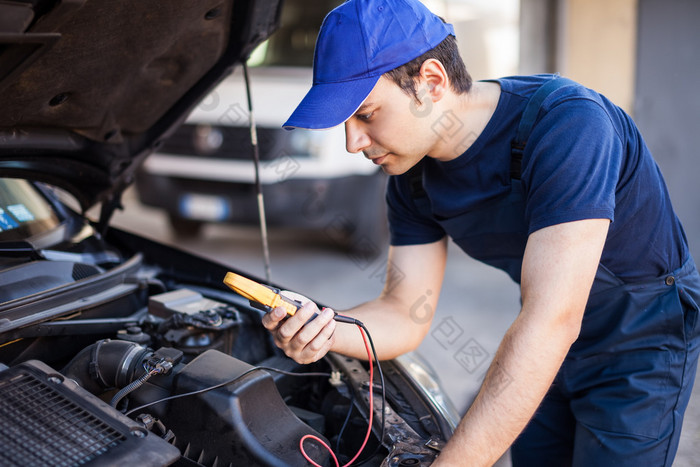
0,0,281,216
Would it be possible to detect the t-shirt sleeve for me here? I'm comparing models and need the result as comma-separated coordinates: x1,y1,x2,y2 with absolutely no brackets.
386,174,446,246
522,96,622,234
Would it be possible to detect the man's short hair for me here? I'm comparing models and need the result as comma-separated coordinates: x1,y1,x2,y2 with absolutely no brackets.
385,35,472,103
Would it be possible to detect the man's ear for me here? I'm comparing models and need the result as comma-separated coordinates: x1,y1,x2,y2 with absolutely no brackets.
418,59,449,102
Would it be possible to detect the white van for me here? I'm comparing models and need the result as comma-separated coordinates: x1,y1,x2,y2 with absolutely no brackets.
136,0,387,255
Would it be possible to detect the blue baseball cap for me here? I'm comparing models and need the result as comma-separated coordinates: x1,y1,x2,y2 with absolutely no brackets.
283,0,454,130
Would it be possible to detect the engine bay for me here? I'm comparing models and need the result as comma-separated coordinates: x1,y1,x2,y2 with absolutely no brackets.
0,222,451,466
0,0,452,463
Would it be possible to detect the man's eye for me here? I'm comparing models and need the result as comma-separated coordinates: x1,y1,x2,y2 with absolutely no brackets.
357,112,373,121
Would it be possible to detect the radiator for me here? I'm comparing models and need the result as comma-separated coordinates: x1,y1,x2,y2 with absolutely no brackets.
0,360,180,467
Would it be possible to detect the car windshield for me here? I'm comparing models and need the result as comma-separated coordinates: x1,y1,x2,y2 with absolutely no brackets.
248,0,341,67
0,178,60,241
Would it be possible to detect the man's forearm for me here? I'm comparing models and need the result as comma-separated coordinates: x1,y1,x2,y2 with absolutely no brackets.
330,241,447,361
433,309,579,466
261,241,448,365
331,296,432,360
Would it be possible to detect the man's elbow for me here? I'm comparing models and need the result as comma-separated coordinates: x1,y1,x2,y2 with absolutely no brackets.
522,298,585,349
555,305,585,347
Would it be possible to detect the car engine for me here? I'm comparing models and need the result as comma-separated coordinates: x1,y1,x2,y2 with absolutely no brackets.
0,223,452,467
0,0,453,463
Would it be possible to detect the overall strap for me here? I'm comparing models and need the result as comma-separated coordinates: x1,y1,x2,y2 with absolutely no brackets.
510,76,576,179
409,76,577,199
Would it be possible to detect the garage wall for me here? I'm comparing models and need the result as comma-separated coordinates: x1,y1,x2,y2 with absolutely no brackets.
634,0,700,257
558,0,637,114
520,0,637,114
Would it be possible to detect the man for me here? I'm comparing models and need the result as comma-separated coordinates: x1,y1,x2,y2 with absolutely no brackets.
261,0,700,465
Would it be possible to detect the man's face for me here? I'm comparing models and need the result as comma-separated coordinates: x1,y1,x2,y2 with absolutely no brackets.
344,76,437,176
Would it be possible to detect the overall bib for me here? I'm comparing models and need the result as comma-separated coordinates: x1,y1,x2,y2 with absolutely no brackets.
511,257,700,466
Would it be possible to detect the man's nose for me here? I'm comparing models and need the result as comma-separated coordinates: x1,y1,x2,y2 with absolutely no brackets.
345,120,371,154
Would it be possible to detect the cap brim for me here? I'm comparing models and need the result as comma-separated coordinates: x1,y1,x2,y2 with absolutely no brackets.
283,75,380,130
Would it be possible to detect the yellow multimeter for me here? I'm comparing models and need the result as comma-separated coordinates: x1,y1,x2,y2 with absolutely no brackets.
223,272,302,316
223,272,356,324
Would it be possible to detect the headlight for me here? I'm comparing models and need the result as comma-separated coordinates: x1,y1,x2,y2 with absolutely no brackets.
288,129,324,157
193,124,224,154
395,352,461,432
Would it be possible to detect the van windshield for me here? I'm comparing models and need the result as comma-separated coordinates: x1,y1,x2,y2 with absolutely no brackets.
248,0,342,67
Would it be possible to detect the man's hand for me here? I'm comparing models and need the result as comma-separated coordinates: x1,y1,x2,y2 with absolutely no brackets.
261,302,337,364
261,239,448,363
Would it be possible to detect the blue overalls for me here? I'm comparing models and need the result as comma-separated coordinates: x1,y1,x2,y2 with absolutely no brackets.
409,77,700,465
511,258,700,466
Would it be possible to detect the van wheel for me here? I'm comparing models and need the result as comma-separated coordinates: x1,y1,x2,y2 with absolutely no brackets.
168,214,204,238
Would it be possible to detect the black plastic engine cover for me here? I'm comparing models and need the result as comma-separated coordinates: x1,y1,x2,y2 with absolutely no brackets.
166,350,330,466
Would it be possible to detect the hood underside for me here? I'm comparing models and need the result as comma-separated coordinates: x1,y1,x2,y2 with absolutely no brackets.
0,0,281,212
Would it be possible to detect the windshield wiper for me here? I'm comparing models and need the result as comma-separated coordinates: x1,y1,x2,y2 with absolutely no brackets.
0,241,44,260
0,240,122,266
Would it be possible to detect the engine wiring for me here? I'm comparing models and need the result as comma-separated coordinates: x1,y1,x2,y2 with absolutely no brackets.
123,317,387,466
110,359,172,408
354,320,387,465
123,366,332,416
300,324,372,466
336,384,356,453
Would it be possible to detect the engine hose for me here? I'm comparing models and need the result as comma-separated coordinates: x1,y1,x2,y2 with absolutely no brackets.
62,339,152,395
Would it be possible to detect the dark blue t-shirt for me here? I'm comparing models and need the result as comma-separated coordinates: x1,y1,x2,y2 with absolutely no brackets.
387,75,688,283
